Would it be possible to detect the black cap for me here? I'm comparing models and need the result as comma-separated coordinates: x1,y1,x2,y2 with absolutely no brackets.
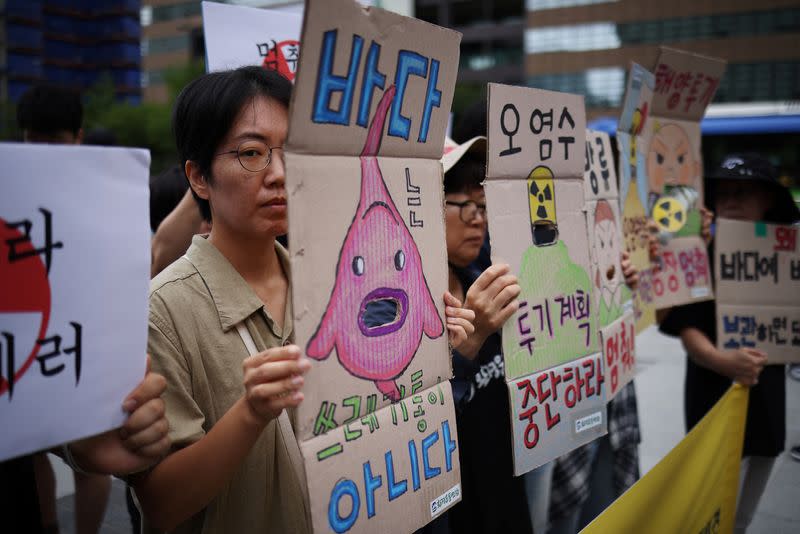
706,153,800,224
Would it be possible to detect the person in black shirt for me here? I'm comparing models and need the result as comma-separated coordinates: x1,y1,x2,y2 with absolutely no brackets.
660,153,800,534
437,136,532,534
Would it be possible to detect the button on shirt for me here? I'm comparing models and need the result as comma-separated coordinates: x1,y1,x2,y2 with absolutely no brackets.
144,235,310,534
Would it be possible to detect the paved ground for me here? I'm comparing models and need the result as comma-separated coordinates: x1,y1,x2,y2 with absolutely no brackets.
52,327,800,533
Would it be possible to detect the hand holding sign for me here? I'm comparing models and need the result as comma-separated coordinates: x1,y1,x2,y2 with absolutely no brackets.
69,365,170,475
459,264,521,359
443,292,476,352
242,345,311,424
715,348,767,387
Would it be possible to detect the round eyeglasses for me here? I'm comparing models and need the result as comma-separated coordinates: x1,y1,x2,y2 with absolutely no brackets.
215,140,283,172
446,200,487,223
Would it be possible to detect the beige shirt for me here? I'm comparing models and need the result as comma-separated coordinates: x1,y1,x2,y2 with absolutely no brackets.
144,235,310,534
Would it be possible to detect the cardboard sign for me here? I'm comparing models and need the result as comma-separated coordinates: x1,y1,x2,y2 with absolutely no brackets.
287,0,460,159
0,143,150,462
508,352,607,476
715,218,800,363
202,1,302,78
599,311,636,401
300,383,461,533
485,83,594,381
286,1,462,531
616,63,656,332
646,47,725,309
584,130,632,330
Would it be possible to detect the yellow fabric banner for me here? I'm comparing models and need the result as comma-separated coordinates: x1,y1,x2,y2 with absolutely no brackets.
583,385,748,534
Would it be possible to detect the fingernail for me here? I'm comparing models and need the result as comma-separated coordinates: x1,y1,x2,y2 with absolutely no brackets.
291,375,303,386
122,398,137,412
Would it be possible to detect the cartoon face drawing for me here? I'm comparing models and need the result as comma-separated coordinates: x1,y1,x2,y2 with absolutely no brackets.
527,165,558,247
306,86,444,401
646,123,699,195
592,200,622,299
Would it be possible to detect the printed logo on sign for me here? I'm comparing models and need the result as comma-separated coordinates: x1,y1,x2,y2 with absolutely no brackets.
574,411,603,434
430,484,461,518
691,286,710,299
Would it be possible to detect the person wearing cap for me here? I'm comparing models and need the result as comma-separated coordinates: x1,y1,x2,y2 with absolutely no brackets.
659,153,799,534
437,136,534,534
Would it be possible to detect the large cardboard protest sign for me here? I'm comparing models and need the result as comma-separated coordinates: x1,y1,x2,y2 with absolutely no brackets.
616,62,656,332
285,0,462,531
509,352,606,475
584,130,632,329
0,144,150,461
715,218,800,363
646,47,725,309
485,84,606,475
485,83,594,379
202,1,301,78
584,385,747,534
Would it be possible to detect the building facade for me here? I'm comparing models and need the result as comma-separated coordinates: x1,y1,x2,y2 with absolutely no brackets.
2,0,142,103
525,0,800,118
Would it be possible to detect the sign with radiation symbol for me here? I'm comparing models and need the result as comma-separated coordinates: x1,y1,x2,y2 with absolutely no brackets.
652,195,687,233
528,165,558,247
0,218,52,399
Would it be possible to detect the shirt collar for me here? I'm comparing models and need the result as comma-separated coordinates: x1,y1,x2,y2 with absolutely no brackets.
185,235,292,332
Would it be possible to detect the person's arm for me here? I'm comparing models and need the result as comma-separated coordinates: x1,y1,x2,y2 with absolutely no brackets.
65,366,170,476
151,190,204,277
132,344,310,531
679,327,767,386
457,264,521,359
620,250,638,290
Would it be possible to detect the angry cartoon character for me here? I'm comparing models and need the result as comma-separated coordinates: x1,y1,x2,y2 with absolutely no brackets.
306,85,444,401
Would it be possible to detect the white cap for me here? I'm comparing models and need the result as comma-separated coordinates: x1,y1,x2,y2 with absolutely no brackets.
441,136,486,173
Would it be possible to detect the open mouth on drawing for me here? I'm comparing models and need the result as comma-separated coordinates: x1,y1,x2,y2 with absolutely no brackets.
358,287,408,337
532,222,558,247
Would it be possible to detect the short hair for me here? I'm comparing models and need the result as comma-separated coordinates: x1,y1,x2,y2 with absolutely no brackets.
172,66,292,222
444,152,484,195
452,96,487,144
17,84,83,136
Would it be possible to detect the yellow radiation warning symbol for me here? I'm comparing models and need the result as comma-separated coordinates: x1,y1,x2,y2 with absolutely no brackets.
527,165,558,246
653,196,687,233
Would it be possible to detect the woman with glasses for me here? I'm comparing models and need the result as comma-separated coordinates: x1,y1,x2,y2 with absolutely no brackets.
132,66,474,534
439,136,534,534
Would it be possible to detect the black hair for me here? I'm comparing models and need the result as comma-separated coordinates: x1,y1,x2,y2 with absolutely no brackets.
16,84,83,136
149,165,190,233
444,152,485,195
83,127,118,146
452,96,487,144
172,66,292,221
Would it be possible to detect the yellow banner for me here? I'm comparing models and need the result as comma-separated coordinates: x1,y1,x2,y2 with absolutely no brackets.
583,385,748,534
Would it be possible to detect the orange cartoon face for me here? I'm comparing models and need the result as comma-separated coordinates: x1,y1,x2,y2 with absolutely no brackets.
646,123,699,194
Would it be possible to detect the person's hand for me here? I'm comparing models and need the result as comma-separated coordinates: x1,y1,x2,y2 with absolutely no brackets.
620,250,638,290
68,364,170,475
444,292,476,351
700,206,714,246
647,218,661,273
458,264,520,359
242,345,310,424
715,348,767,386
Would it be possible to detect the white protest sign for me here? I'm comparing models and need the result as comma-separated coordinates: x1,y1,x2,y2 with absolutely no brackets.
202,1,301,79
0,143,150,461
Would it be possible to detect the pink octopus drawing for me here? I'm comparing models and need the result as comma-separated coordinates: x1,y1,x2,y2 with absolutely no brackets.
306,85,444,401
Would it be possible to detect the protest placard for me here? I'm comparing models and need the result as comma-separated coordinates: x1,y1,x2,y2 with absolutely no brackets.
0,144,150,462
616,62,656,332
285,0,462,531
715,218,800,363
484,83,607,475
646,47,726,309
508,352,606,475
599,311,636,401
584,130,632,330
485,83,593,379
202,1,301,77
